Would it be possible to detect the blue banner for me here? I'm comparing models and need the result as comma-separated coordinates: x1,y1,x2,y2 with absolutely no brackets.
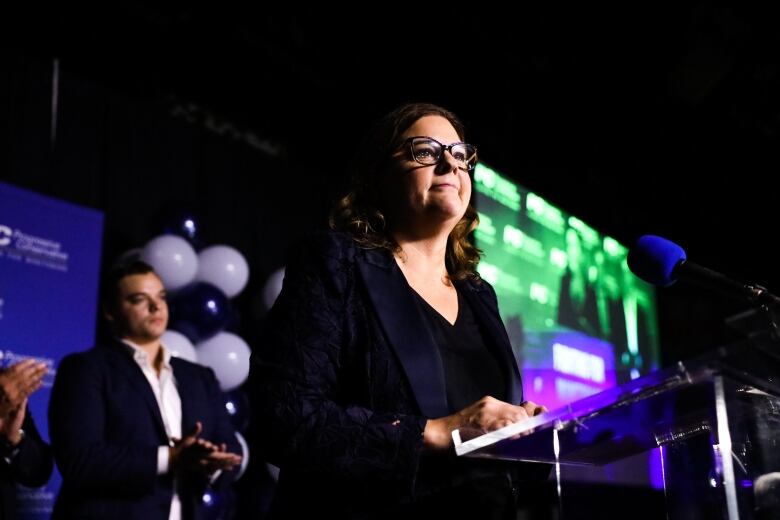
0,181,103,519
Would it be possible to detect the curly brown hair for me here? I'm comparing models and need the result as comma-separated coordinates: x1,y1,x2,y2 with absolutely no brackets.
329,102,482,281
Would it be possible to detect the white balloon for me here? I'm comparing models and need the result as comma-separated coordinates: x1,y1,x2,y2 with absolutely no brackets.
195,332,251,392
162,330,197,363
141,235,198,290
234,432,250,480
195,245,250,298
261,267,286,310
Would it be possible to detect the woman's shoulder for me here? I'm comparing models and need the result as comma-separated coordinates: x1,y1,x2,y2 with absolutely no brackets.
281,230,365,297
306,229,357,250
291,229,359,261
283,230,368,281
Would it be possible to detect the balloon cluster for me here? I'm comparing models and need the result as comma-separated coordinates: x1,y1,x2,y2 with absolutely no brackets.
138,228,251,394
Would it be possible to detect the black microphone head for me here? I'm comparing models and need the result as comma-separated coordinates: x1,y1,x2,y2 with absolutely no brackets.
627,235,687,287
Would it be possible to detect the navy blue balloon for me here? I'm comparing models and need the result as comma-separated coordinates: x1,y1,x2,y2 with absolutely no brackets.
224,389,250,432
156,207,205,249
169,282,232,342
201,489,232,520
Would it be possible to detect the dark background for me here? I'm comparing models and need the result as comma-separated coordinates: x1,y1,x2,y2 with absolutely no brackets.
3,4,779,366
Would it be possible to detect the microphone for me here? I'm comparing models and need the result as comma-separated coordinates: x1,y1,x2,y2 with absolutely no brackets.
627,235,780,307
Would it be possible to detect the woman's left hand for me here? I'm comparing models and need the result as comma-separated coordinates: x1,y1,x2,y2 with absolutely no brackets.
422,395,548,452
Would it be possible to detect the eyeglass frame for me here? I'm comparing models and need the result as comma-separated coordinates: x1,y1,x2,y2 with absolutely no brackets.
402,136,478,171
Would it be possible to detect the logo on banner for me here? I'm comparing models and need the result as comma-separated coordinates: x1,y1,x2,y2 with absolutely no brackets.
0,224,70,271
0,225,11,246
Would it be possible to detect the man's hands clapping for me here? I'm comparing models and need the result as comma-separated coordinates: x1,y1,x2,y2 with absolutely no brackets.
169,421,242,476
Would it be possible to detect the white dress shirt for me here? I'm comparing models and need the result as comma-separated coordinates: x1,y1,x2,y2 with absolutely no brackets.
122,340,182,520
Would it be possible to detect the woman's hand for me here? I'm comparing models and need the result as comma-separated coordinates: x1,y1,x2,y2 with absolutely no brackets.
422,396,547,452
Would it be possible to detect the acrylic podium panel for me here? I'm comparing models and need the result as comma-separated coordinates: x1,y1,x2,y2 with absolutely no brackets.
453,337,780,519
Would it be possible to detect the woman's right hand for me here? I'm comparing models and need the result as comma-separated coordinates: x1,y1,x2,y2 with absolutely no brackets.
422,396,546,452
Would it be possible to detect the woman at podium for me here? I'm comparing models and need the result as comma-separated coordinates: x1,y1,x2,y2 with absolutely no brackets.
251,102,547,519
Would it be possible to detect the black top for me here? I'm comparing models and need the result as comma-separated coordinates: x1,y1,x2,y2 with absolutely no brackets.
411,287,516,519
414,288,508,412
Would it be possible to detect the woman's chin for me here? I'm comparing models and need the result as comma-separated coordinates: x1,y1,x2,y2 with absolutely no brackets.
422,205,467,227
435,200,468,219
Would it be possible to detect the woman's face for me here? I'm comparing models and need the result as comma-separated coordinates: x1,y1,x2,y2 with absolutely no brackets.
383,115,473,232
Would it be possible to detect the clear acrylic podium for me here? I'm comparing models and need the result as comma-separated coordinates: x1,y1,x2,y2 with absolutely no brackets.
454,336,780,519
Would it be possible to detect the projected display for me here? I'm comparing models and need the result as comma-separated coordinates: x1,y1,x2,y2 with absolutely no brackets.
473,164,661,411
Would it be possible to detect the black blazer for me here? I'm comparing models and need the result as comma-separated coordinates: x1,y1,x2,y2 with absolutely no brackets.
48,340,240,520
251,231,524,518
0,409,53,520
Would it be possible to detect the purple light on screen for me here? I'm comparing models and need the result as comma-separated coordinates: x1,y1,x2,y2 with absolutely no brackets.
522,329,616,411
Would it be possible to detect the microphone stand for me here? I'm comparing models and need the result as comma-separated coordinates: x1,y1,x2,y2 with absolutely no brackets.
678,260,780,341
752,285,780,342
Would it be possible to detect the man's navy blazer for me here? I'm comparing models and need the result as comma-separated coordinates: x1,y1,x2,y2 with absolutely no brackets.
48,339,240,519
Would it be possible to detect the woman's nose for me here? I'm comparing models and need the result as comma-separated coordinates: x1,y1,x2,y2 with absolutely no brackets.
436,150,460,175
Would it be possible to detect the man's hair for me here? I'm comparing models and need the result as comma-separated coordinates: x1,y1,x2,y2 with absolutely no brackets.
100,260,156,313
329,102,482,281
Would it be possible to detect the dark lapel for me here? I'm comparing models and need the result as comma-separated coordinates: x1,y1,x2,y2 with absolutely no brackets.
105,340,168,440
356,248,449,418
171,358,196,432
455,279,524,405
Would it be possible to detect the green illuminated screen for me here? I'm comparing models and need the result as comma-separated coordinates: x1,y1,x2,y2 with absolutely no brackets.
473,163,661,397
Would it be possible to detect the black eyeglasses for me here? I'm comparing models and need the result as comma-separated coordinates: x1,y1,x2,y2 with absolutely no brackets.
404,136,478,171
